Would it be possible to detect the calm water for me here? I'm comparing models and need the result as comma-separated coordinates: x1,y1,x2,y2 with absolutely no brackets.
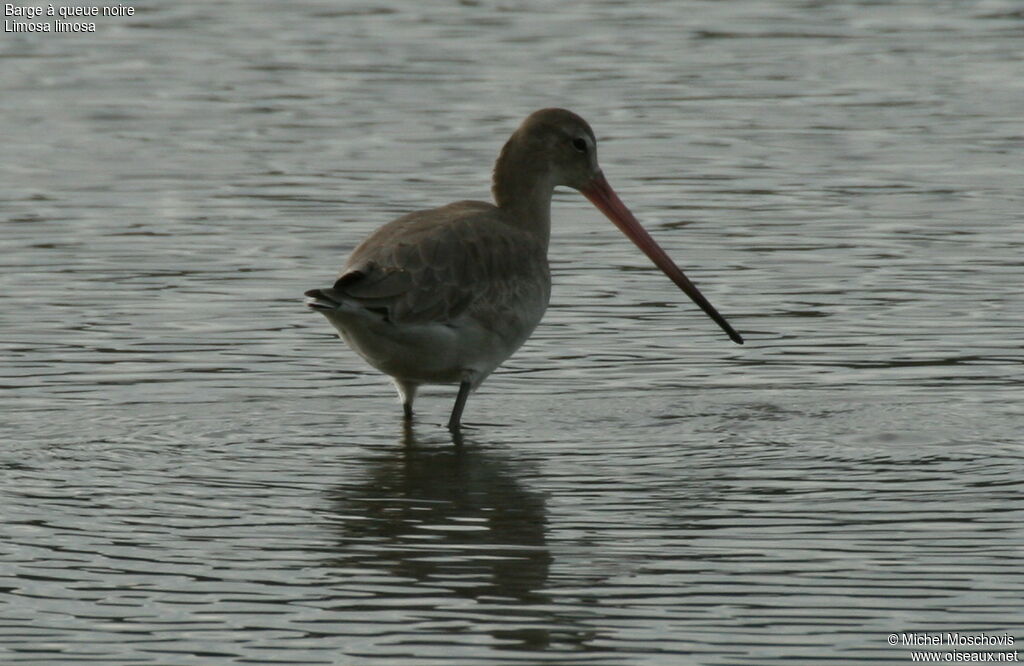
2,1,1023,664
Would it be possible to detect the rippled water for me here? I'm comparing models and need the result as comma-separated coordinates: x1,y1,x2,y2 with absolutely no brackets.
2,1,1023,664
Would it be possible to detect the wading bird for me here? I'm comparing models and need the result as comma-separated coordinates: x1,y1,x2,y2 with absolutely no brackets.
305,108,742,430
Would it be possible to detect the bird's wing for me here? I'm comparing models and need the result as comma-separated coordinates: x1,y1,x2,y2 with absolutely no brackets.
334,201,547,328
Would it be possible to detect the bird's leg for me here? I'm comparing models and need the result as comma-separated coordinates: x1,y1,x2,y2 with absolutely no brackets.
393,379,418,421
447,381,472,431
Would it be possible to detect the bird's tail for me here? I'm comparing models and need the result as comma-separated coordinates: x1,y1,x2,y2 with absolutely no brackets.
304,288,343,312
304,270,373,312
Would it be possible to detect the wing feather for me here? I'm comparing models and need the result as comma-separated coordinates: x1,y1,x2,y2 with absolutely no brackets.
334,201,548,329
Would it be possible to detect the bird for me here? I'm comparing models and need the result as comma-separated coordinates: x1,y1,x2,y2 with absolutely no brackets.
305,108,742,431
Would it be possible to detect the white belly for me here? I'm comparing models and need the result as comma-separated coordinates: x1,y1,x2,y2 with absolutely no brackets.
320,296,547,388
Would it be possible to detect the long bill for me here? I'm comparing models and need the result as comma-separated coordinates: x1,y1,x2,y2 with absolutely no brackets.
580,171,744,345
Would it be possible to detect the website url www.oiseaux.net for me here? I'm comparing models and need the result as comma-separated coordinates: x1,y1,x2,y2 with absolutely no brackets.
909,651,1018,662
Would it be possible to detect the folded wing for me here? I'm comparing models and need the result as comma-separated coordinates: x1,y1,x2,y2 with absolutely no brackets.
326,201,548,331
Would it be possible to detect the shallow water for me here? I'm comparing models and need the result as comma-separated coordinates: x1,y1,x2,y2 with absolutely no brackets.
2,1,1023,664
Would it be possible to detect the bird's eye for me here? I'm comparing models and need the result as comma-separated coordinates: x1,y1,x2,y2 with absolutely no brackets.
571,137,588,152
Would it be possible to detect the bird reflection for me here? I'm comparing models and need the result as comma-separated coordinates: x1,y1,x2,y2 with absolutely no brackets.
325,423,551,603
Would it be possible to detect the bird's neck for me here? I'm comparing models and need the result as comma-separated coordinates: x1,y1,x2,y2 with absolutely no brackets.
491,135,554,246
